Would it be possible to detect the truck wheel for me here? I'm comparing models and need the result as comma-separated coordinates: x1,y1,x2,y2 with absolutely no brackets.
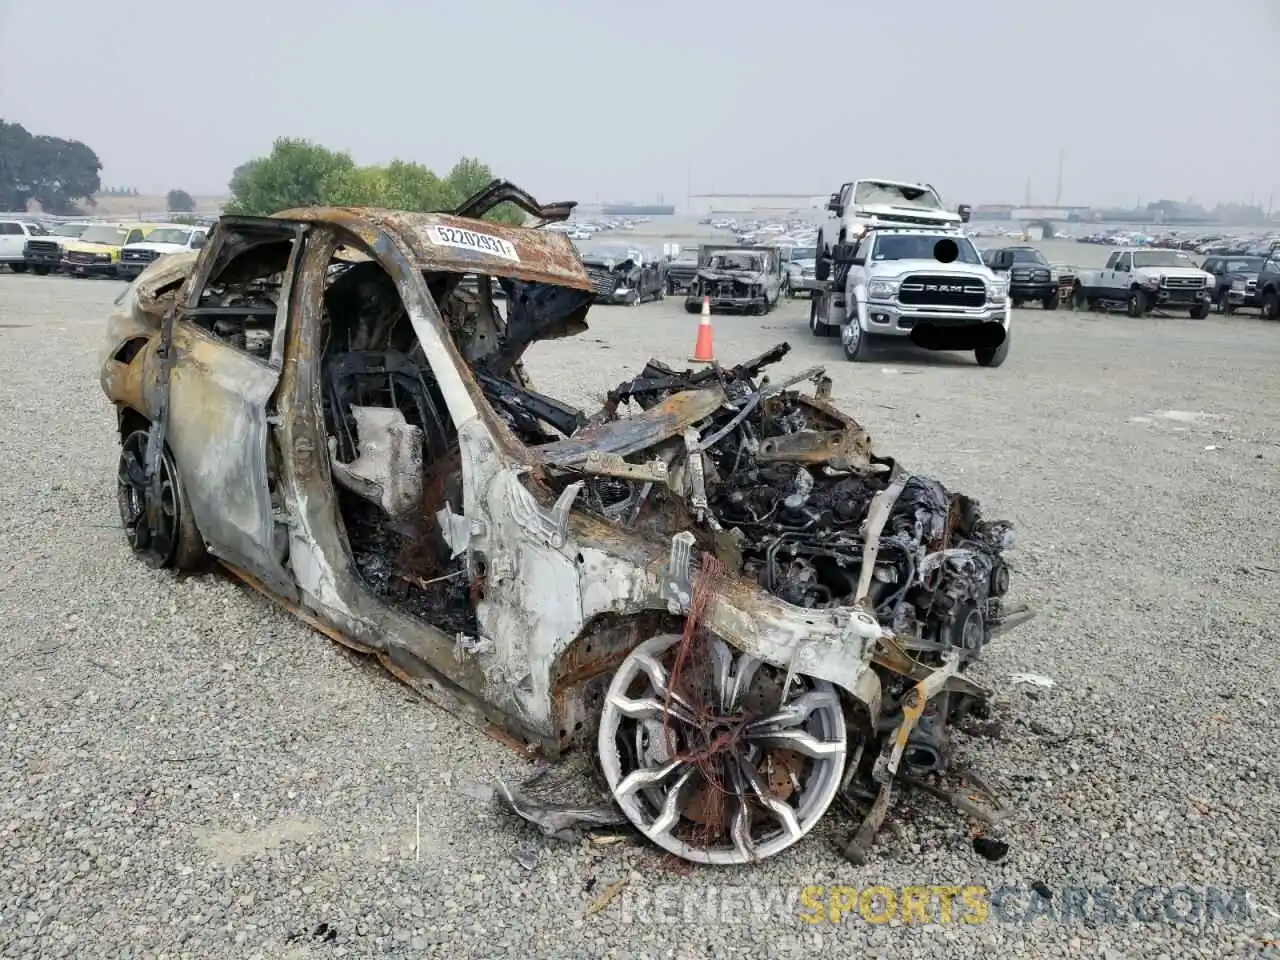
1126,289,1149,317
809,299,830,337
9,263,28,274
32,265,51,276
975,330,1010,368
1042,292,1060,310
1011,297,1023,308
685,301,701,314
1071,284,1089,310
841,322,870,361
1263,292,1279,320
815,229,830,281
655,283,665,302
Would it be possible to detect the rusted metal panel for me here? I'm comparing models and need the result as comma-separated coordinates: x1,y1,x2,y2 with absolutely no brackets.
272,207,592,291
755,428,875,471
535,387,726,467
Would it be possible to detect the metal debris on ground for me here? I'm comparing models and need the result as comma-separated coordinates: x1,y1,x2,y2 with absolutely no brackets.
513,841,540,871
1009,673,1055,689
495,759,629,841
584,878,629,918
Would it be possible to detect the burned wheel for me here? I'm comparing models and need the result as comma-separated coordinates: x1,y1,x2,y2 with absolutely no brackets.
597,633,846,865
117,428,206,570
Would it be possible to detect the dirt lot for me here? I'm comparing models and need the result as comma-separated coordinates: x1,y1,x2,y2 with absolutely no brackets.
1,273,1278,959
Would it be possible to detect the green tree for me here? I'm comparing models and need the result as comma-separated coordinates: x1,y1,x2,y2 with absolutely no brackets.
225,139,524,224
0,119,102,214
382,160,450,212
443,156,522,224
225,138,355,215
167,188,195,212
319,165,392,207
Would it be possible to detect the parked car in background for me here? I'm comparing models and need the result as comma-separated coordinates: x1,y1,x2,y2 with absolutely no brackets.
63,222,157,278
580,244,666,305
22,221,89,275
685,244,784,315
1200,255,1264,313
664,249,700,296
0,218,49,273
982,246,1060,309
117,225,210,280
1255,245,1280,320
784,244,819,298
1071,249,1214,318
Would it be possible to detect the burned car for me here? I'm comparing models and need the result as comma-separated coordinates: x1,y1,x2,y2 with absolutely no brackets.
664,249,701,297
580,244,666,306
685,244,784,315
100,182,1029,866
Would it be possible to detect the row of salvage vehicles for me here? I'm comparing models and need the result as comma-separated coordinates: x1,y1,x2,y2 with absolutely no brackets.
11,219,209,278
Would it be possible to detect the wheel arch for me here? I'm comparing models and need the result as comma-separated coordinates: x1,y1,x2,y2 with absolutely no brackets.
118,405,150,442
548,610,682,756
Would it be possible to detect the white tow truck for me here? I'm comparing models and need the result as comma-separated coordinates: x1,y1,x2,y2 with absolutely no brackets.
808,181,1009,367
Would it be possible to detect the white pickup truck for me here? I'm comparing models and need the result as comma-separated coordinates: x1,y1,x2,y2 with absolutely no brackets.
1071,249,1214,318
0,218,49,273
815,178,971,282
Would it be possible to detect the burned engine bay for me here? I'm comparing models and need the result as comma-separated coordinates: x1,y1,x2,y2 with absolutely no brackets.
317,258,1028,865
530,342,1017,668
488,342,1029,864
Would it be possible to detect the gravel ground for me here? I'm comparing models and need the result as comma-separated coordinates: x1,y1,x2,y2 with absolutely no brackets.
1,271,1278,959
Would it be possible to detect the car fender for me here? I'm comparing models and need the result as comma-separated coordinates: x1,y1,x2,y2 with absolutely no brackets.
847,279,869,329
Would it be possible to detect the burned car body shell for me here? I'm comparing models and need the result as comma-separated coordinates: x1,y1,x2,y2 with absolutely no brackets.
685,244,783,315
100,182,1026,865
99,188,882,750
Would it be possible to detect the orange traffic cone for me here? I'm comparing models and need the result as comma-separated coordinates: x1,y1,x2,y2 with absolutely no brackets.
689,296,715,363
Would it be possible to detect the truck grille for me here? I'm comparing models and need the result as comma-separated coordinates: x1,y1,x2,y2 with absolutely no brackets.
1163,276,1205,290
898,275,986,308
586,267,618,296
1011,268,1051,282
66,251,105,264
26,240,60,254
122,249,158,263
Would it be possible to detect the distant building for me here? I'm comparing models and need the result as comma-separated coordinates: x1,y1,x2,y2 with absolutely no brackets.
970,204,1015,220
601,203,675,216
689,194,827,217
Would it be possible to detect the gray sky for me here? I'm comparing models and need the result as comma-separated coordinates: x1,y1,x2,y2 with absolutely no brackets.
2,0,1277,208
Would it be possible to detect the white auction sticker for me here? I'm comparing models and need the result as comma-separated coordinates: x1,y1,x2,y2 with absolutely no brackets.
425,225,520,262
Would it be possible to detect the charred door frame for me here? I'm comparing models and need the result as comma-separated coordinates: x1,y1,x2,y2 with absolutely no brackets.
268,224,542,744
153,217,308,599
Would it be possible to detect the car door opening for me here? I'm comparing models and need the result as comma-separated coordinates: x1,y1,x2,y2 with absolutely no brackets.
319,252,478,636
